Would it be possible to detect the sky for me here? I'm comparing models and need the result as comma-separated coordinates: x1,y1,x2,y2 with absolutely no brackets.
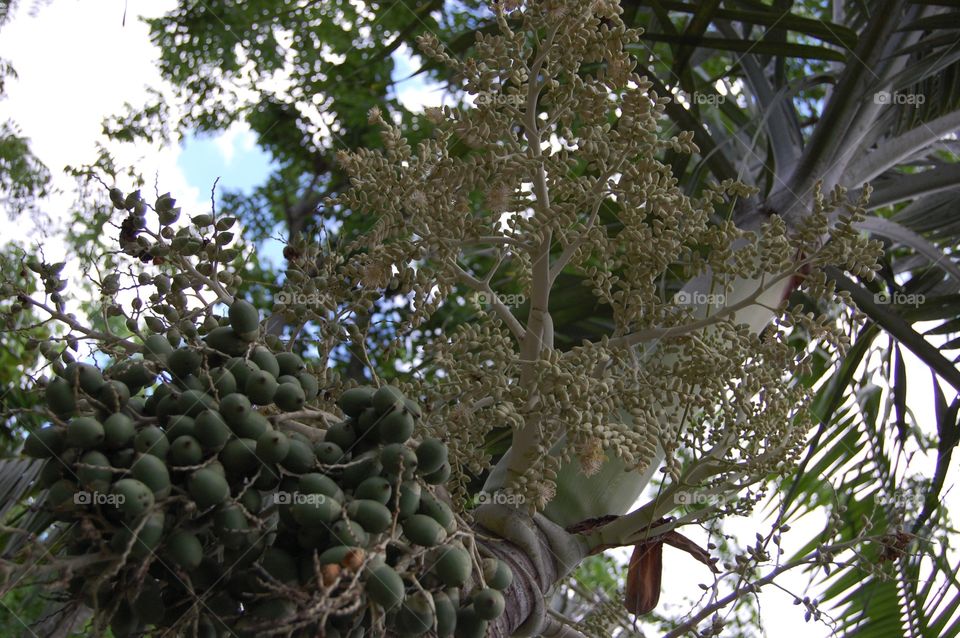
0,1,956,637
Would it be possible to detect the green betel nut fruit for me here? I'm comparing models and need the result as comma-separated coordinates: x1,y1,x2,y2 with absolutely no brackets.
274,382,306,411
471,588,506,620
111,478,155,519
337,386,375,418
166,530,203,570
245,370,278,405
66,417,104,449
131,453,171,496
364,564,405,610
228,298,260,341
372,385,405,415
481,557,513,591
402,514,447,547
188,468,229,508
347,499,393,534
415,438,448,475
23,426,65,458
431,545,472,587
256,430,290,464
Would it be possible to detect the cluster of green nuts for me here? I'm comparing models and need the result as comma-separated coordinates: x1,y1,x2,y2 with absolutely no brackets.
23,297,511,637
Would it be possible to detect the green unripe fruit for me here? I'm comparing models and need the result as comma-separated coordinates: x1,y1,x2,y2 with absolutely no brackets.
250,598,295,620
78,451,113,486
324,420,357,449
356,407,379,436
134,425,169,459
111,478,155,519
274,382,306,411
239,488,262,514
167,347,202,379
112,511,165,558
224,357,259,388
228,299,260,341
319,545,361,565
252,463,282,490
165,414,196,440
297,372,319,400
220,438,260,475
455,605,487,638
330,519,368,546
96,380,130,412
23,426,64,458
165,325,182,347
214,503,249,548
109,187,126,208
258,546,298,583
232,410,270,439
398,590,435,635
166,530,203,570
379,410,414,444
347,499,393,534
298,473,342,499
355,476,393,504
189,468,230,508
314,441,344,465
154,393,181,424
219,392,252,426
430,545,473,587
203,327,248,356
170,435,204,466
131,453,171,496
365,564,405,610
275,352,306,376
340,452,381,489
66,417,104,449
110,448,135,469
398,481,421,518
280,438,316,473
46,478,77,509
144,334,175,362
207,367,237,397
416,438,448,475
195,410,232,449
67,362,106,394
45,376,76,418
256,430,290,464
176,389,217,417
380,443,418,475
373,385,405,415
292,494,341,527
471,588,505,620
249,346,280,378
38,459,64,487
337,387,375,418
404,397,422,419
245,370,278,405
107,360,155,394
103,413,135,449
402,514,447,547
419,491,455,532
433,591,456,637
125,396,146,416
481,557,513,591
423,462,452,485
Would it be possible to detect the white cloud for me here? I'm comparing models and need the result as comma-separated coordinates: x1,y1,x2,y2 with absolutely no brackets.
0,0,207,246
